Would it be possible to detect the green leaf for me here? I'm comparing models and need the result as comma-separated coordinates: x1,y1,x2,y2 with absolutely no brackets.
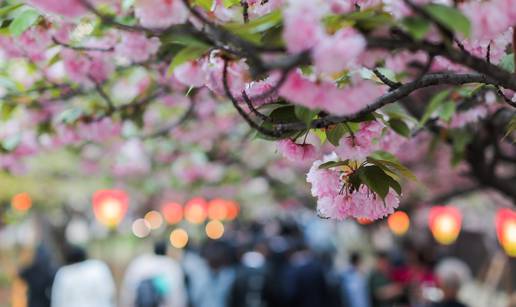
420,90,450,126
439,101,456,122
222,0,239,7
424,4,471,37
194,0,213,10
225,10,282,44
388,118,411,137
318,160,350,170
367,157,417,182
402,16,431,40
167,45,209,76
450,129,473,165
0,3,23,17
504,116,516,141
294,106,317,126
326,123,347,146
9,8,40,37
357,165,391,199
499,53,515,73
313,129,327,144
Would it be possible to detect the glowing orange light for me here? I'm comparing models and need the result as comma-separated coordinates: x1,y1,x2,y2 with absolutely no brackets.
11,193,32,212
429,206,462,245
388,211,410,236
184,197,207,224
144,211,163,229
208,199,228,220
225,200,240,221
205,220,225,239
92,189,129,228
357,218,373,225
170,228,189,249
162,202,183,224
496,209,516,257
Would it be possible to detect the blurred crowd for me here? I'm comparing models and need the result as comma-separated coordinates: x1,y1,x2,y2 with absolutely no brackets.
17,218,471,307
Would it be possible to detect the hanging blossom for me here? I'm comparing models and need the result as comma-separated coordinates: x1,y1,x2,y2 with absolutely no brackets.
277,139,318,163
279,71,386,116
307,153,399,220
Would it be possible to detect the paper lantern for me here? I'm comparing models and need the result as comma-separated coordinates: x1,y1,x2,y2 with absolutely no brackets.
356,218,373,225
205,220,225,239
224,200,240,221
496,209,516,257
11,192,32,212
388,211,410,236
184,197,207,224
429,206,462,245
144,210,163,229
170,228,189,249
208,199,228,221
92,189,129,228
162,202,183,224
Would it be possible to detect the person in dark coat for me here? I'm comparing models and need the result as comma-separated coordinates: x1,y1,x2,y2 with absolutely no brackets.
19,244,57,307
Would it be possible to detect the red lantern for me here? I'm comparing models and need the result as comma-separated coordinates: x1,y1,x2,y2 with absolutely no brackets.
92,189,129,228
225,200,240,221
388,211,410,236
356,218,373,225
429,206,462,245
496,209,516,257
11,192,32,213
162,202,184,225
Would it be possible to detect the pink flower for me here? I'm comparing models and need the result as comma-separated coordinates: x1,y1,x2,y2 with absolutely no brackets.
461,1,511,40
283,0,327,53
174,60,206,87
28,0,86,18
277,139,317,163
135,0,189,28
336,121,384,160
280,71,386,116
313,28,366,74
61,50,114,85
307,153,400,220
115,33,160,63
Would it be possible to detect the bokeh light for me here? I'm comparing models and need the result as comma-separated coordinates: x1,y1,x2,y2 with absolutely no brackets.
429,206,462,245
170,228,189,249
92,189,129,228
161,202,183,224
184,197,207,224
132,219,151,238
205,220,225,240
225,200,240,221
208,198,228,220
496,209,516,257
11,192,32,213
356,218,373,225
388,211,410,236
144,210,163,229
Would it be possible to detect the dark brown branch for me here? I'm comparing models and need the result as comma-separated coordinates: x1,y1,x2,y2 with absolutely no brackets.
273,73,498,132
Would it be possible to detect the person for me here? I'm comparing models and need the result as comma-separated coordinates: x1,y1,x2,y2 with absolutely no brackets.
51,245,116,307
431,259,471,307
120,241,187,307
368,252,404,307
188,240,237,307
19,244,57,307
341,252,369,307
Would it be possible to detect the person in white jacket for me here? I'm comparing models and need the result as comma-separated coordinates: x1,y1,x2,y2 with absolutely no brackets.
51,246,116,307
120,241,187,307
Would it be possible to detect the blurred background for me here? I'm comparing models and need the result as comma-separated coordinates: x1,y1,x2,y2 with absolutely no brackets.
0,145,515,307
